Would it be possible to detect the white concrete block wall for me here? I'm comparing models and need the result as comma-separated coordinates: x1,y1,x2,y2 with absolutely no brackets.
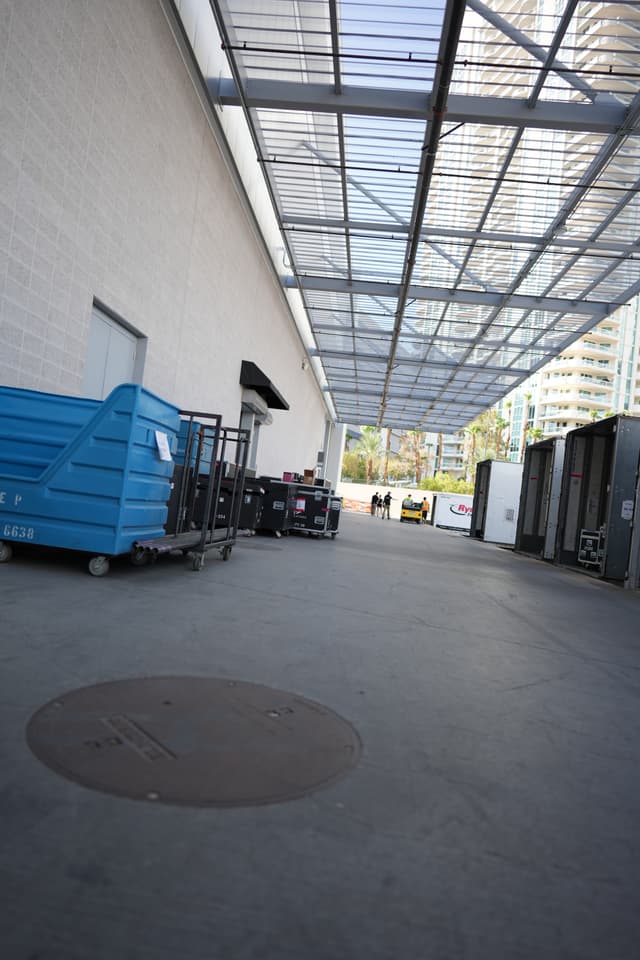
0,0,329,476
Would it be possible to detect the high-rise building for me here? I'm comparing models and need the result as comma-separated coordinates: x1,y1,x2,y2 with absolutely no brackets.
499,297,640,454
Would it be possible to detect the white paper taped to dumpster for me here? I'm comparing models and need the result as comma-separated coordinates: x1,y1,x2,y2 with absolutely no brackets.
621,499,634,520
155,431,173,462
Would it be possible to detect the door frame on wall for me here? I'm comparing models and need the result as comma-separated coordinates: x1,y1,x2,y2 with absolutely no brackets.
83,299,147,400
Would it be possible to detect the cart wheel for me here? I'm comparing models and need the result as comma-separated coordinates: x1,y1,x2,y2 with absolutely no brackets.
88,555,109,577
331,533,337,539
191,553,205,572
221,545,232,561
0,540,13,563
129,547,149,567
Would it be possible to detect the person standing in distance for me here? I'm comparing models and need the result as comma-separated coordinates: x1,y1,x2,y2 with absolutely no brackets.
370,492,379,516
421,497,430,524
383,491,392,519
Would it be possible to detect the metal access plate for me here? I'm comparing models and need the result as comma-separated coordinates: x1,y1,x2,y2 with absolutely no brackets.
26,677,361,807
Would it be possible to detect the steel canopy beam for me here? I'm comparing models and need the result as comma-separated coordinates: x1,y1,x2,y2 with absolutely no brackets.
284,216,634,252
283,216,639,255
285,274,613,317
312,322,510,350
326,386,496,406
215,78,630,134
310,348,529,376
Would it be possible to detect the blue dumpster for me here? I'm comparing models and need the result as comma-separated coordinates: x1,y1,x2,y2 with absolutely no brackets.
0,383,180,574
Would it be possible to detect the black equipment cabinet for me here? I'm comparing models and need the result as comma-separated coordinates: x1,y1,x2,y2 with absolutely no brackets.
556,415,640,583
291,484,342,537
213,482,264,531
325,495,342,536
292,483,330,535
255,478,297,535
515,437,565,560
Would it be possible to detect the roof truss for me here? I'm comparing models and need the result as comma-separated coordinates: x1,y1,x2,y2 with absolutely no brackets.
202,0,640,432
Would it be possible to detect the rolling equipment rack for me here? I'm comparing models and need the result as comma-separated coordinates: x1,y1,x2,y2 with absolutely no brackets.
131,410,250,571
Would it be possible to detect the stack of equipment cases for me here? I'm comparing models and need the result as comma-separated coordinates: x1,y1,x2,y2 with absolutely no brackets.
325,494,342,538
214,481,264,532
255,477,297,536
292,484,342,538
292,483,329,536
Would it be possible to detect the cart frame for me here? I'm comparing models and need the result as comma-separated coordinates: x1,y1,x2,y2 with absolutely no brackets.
131,410,250,571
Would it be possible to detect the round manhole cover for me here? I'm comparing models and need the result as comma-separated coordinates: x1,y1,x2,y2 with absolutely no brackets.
26,677,361,807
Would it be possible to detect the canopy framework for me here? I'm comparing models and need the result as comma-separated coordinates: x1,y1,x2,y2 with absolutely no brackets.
207,0,640,431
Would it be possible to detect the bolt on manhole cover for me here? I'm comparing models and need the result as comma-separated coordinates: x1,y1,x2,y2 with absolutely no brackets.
26,677,361,807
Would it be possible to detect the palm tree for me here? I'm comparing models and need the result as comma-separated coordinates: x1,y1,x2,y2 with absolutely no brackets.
519,426,529,462
399,430,428,484
520,425,544,460
353,426,383,483
494,417,509,459
464,422,483,480
503,401,513,459
436,433,444,478
382,427,391,483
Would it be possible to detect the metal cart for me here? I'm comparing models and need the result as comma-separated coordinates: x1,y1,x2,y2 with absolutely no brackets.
131,410,250,571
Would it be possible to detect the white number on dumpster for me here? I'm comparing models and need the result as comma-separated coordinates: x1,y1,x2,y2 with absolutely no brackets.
3,524,35,540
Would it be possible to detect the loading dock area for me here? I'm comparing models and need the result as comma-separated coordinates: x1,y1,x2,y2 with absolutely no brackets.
2,513,640,960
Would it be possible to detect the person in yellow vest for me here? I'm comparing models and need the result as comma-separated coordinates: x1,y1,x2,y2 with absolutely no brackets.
421,497,430,524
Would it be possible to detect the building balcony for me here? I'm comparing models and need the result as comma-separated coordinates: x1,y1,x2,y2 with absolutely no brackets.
538,405,605,422
541,387,613,405
580,341,614,358
549,356,612,374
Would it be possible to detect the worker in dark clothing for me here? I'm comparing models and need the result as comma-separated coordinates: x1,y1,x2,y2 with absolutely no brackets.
370,492,379,516
383,491,392,519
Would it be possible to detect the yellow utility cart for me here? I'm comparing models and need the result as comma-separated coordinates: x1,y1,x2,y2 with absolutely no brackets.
400,500,423,524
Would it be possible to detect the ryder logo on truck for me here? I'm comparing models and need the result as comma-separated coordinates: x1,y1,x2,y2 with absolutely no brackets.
450,503,472,516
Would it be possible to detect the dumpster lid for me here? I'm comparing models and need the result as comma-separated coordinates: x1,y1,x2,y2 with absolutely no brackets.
240,361,289,410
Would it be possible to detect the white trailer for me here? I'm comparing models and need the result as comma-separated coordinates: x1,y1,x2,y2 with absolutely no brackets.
471,460,523,545
432,493,474,531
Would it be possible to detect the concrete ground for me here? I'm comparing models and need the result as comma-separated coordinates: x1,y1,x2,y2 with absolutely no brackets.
1,512,640,960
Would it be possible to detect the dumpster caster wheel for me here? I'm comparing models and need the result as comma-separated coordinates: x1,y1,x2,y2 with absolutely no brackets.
88,555,109,577
274,530,281,539
191,553,205,572
221,546,232,561
331,533,337,539
0,540,13,563
130,547,149,567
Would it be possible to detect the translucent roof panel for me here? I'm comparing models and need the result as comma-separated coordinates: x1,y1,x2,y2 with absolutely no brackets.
203,0,640,431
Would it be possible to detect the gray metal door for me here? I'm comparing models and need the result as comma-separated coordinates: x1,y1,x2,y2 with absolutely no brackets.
83,307,138,399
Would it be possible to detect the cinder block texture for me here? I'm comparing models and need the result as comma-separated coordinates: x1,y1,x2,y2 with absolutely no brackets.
0,0,328,476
